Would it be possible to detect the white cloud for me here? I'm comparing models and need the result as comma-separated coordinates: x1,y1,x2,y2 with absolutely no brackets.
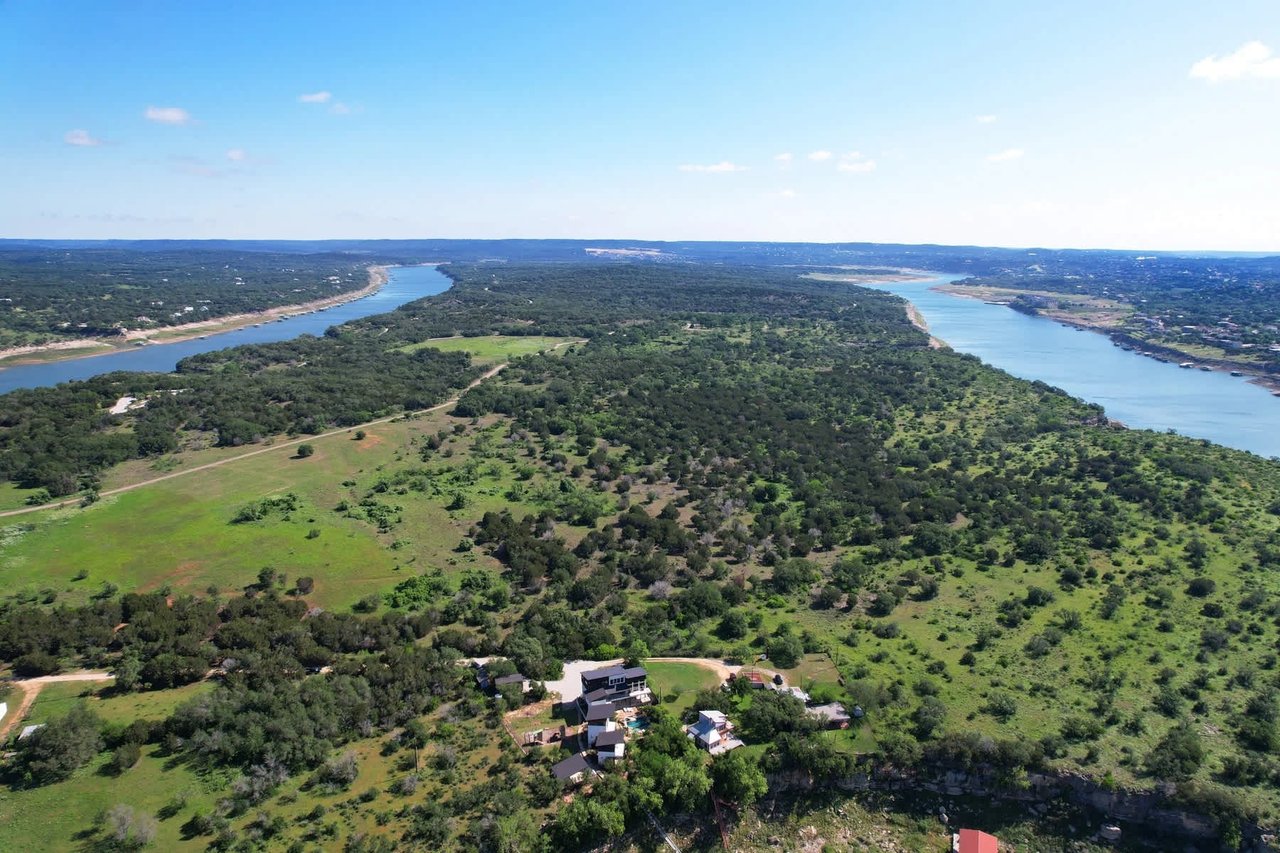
986,148,1025,163
836,151,876,173
330,102,351,115
1190,41,1280,82
64,129,102,147
298,91,333,103
774,152,793,167
975,114,998,124
807,150,833,161
226,148,247,162
777,188,797,198
678,161,747,173
144,106,192,125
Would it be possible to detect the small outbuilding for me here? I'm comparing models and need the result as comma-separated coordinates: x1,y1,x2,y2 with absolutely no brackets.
552,753,592,786
954,828,999,853
493,672,532,694
807,702,852,729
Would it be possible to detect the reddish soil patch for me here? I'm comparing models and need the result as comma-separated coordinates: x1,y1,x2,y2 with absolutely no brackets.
145,560,204,592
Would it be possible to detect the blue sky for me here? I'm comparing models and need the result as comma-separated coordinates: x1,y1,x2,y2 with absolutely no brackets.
2,0,1279,250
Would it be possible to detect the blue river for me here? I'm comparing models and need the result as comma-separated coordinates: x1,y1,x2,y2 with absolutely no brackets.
871,275,1280,460
0,264,451,395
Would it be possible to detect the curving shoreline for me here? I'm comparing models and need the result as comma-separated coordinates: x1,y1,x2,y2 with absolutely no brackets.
933,281,1280,394
0,265,396,370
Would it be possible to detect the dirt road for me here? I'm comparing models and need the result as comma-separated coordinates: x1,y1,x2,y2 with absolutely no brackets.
0,363,509,520
1,337,591,521
646,657,787,686
0,671,114,741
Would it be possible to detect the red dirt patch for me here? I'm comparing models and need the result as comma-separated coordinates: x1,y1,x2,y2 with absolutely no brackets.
145,560,205,592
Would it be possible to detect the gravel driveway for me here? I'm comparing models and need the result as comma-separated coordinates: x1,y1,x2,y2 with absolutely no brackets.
543,658,623,705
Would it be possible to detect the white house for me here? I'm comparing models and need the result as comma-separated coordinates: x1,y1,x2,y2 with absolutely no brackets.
685,710,743,755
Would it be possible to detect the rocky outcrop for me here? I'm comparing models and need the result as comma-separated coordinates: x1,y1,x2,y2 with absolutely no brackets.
766,761,1276,851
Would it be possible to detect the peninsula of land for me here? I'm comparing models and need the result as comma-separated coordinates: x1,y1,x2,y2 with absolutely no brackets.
0,266,392,369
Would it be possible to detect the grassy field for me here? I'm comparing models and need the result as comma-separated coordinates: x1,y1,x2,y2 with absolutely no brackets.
0,481,45,513
648,661,722,715
0,686,530,851
0,745,225,852
21,682,100,727
93,682,213,726
0,411,551,610
397,335,582,364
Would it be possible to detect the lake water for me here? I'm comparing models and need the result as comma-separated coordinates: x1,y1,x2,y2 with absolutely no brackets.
872,275,1280,459
0,265,451,395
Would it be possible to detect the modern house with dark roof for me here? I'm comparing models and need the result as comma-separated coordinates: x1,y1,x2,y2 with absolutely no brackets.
580,665,649,698
552,752,592,785
594,728,626,763
493,672,531,694
575,665,650,726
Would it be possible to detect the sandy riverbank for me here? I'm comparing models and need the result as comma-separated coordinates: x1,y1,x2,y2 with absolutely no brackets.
904,302,946,349
803,268,934,285
0,338,113,362
0,265,394,369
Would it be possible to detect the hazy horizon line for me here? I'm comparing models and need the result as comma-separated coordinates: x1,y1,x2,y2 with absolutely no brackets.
1,235,1276,258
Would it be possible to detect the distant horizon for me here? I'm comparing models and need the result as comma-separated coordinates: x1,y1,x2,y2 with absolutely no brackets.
1,234,1276,258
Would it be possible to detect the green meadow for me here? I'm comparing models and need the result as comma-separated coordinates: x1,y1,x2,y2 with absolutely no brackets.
397,335,582,364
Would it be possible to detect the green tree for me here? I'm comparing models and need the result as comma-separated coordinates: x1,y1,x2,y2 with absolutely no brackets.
114,652,143,692
1146,723,1204,781
711,748,767,805
765,633,804,669
108,741,143,775
552,797,625,849
717,611,748,640
913,696,948,739
770,558,817,595
14,703,103,786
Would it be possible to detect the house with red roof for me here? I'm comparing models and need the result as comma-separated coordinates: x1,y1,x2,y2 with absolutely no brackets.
954,828,999,853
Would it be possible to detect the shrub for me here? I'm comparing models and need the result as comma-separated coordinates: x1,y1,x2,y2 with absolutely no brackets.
1145,723,1204,781
1186,578,1216,598
984,692,1018,722
109,742,142,774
